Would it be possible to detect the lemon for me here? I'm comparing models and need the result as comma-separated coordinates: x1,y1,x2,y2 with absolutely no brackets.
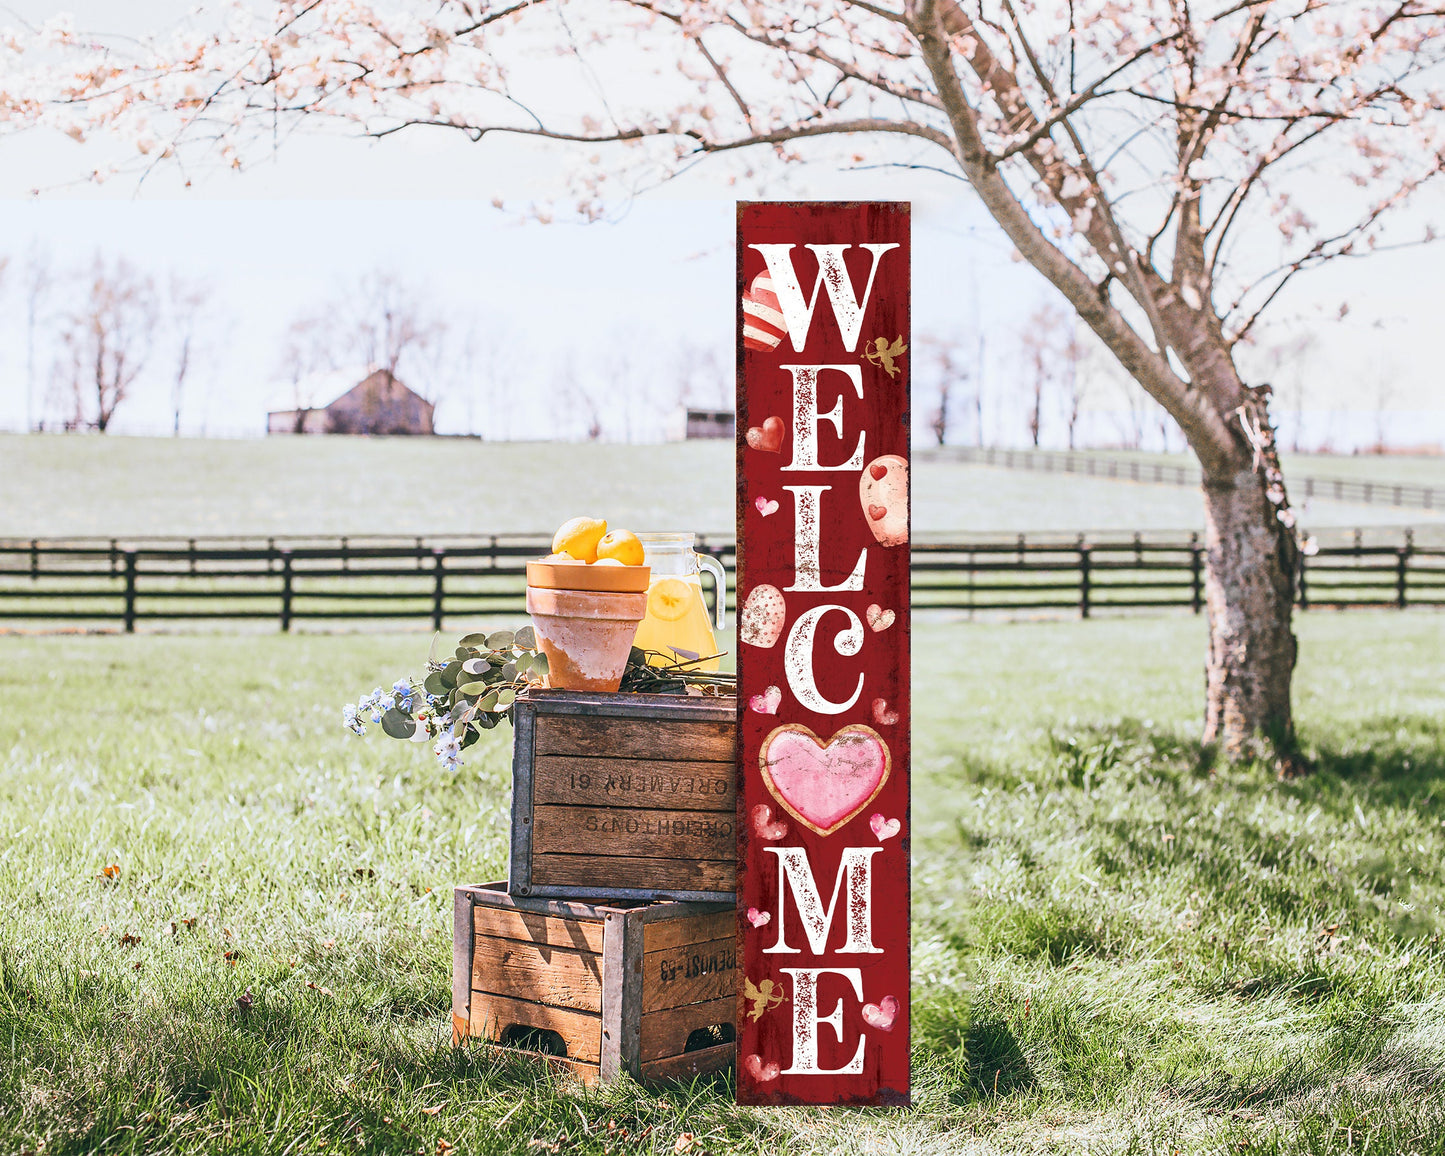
596,528,645,566
648,577,694,622
551,516,608,563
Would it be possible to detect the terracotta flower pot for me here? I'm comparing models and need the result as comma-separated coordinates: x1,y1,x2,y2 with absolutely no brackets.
526,585,648,692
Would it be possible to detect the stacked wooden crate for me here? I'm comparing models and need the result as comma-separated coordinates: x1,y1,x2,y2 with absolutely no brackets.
452,690,738,1084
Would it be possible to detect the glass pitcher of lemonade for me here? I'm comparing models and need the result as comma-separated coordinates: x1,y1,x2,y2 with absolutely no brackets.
632,533,727,671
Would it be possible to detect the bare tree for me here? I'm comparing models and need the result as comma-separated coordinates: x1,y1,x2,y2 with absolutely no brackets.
278,270,450,430
559,354,605,442
1061,352,1088,452
55,255,158,433
23,3,1445,758
167,275,211,436
23,249,51,434
276,313,338,433
1370,367,1397,454
349,271,447,395
918,333,971,447
1017,304,1086,449
1018,304,1056,448
1251,330,1318,454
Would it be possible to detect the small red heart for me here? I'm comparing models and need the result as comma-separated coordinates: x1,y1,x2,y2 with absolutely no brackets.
746,415,784,454
869,463,888,480
868,504,887,521
744,1053,781,1082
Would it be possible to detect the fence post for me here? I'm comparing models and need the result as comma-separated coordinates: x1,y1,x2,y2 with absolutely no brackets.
280,550,293,632
1299,550,1310,611
1078,539,1091,619
29,539,38,581
1397,546,1409,610
433,549,446,630
123,551,137,633
1189,533,1203,614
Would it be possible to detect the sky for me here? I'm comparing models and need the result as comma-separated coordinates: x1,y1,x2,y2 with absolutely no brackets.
0,0,1441,450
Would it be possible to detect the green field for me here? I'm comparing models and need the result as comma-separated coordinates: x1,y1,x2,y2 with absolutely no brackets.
1,435,1437,541
2,615,1442,1154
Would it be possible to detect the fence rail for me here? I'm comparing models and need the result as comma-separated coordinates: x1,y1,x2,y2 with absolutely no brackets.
922,446,1441,510
1,532,1442,631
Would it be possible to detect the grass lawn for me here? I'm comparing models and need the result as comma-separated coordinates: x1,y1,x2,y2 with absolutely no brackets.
1,613,1443,1154
2,435,1436,540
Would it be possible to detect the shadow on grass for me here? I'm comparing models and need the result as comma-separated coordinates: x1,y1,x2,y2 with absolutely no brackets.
961,1017,1036,1100
1164,1016,1443,1118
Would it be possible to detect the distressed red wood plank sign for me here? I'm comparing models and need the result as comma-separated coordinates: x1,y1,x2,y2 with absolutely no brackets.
735,202,910,1106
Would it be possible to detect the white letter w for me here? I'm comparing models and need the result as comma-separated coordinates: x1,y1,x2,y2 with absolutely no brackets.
748,243,899,353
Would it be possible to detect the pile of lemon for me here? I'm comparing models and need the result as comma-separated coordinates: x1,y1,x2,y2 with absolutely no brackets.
545,517,645,567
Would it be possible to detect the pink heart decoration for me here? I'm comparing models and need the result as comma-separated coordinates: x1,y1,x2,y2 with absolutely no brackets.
751,803,789,841
749,685,782,715
870,813,901,842
865,604,895,632
745,416,785,453
745,907,771,928
742,273,787,353
754,496,780,517
861,995,899,1032
872,698,900,727
759,724,891,837
744,1053,781,1082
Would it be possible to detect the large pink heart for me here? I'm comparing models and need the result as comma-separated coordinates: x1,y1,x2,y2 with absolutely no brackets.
758,724,891,836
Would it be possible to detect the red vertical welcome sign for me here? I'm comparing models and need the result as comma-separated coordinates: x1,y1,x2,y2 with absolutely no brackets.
735,202,910,1106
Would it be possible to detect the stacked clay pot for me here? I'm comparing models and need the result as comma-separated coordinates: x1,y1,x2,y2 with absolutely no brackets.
525,560,650,692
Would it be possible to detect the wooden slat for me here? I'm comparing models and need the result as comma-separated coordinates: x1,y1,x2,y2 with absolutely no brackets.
534,715,735,762
532,805,733,860
531,854,735,893
472,904,605,953
452,889,474,1043
470,992,603,1065
481,1045,601,1087
472,937,602,1013
640,1042,735,1084
533,755,735,811
520,690,736,723
642,911,735,955
641,937,736,1013
639,997,737,1061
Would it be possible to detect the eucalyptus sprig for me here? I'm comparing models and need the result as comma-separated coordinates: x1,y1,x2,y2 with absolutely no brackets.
342,626,736,771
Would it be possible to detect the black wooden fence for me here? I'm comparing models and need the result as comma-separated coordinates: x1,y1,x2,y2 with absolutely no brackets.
1,531,1441,631
923,446,1441,511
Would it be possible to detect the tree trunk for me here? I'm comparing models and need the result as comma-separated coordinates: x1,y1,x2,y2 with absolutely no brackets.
1199,443,1300,762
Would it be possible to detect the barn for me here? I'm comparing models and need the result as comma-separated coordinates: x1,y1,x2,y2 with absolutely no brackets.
267,370,434,436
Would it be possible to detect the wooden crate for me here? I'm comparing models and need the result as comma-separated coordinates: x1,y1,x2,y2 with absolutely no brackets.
508,690,737,902
452,882,737,1085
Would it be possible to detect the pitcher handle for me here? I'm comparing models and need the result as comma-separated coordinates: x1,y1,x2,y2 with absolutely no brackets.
695,551,728,630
